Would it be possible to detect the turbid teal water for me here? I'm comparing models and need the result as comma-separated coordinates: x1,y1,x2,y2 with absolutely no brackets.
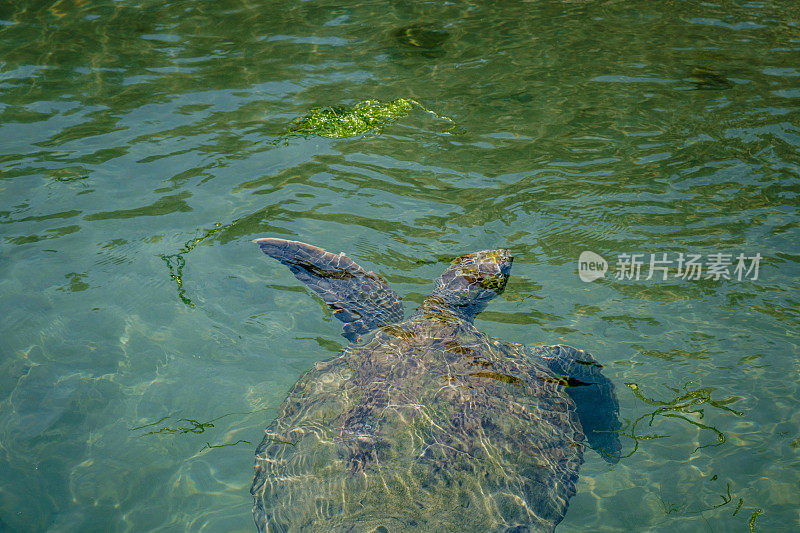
1,0,798,531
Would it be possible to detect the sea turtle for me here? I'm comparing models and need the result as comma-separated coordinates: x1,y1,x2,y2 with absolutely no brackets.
251,239,622,532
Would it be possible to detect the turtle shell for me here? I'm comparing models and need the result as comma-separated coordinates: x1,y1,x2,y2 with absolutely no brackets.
251,316,583,532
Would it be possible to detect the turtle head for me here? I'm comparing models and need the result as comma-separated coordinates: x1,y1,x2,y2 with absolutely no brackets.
420,249,513,321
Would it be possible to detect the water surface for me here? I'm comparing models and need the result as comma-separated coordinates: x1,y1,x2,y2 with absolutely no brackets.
1,0,798,531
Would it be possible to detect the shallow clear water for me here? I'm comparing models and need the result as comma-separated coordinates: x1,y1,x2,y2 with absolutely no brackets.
1,0,798,531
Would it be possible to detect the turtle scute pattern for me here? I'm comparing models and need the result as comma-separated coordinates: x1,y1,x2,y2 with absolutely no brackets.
251,316,583,533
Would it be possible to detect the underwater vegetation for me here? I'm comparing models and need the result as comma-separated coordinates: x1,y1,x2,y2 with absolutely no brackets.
620,382,760,530
619,381,743,457
131,415,216,436
131,411,263,451
656,476,762,532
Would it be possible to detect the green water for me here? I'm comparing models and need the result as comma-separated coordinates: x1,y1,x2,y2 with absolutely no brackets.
1,0,798,531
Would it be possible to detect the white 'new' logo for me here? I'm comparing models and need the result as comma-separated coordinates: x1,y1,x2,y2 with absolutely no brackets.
578,251,607,282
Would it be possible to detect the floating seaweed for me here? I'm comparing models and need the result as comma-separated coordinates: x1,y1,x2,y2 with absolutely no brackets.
160,221,232,307
131,416,216,436
161,253,192,306
748,508,762,532
280,98,460,140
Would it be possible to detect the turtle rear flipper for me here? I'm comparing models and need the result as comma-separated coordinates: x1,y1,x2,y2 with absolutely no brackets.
255,238,404,341
534,344,622,463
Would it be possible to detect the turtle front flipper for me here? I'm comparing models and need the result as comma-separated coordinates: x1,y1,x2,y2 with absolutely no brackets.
255,238,404,341
533,344,622,463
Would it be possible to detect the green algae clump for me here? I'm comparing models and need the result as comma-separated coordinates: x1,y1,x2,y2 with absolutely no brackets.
283,98,458,139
